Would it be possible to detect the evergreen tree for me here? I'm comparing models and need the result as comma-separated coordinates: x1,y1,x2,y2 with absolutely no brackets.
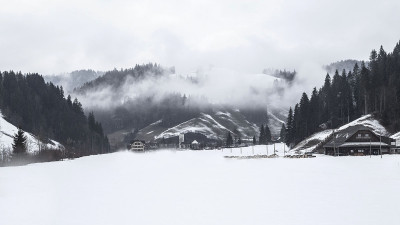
226,132,233,147
253,135,256,145
285,107,293,146
280,123,286,142
292,104,300,144
265,124,271,143
12,127,27,154
286,41,400,144
298,92,310,139
259,124,265,144
309,87,320,134
0,71,110,157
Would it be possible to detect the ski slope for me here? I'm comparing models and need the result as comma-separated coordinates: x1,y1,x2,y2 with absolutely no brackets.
1,146,399,225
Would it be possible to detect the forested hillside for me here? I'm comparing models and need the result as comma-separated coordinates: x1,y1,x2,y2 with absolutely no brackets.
324,59,367,74
75,63,174,93
285,41,400,146
0,71,109,156
44,69,104,93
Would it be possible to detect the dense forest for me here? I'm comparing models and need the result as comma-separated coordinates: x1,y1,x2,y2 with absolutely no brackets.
44,69,104,93
77,64,271,139
75,63,174,93
262,68,297,82
324,59,367,74
284,41,400,147
0,71,110,156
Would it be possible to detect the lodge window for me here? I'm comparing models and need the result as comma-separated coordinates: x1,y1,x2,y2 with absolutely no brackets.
358,150,364,153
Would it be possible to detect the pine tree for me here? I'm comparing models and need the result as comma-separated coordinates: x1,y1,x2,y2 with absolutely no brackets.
265,124,271,143
285,107,293,146
280,123,286,143
12,127,27,154
226,132,233,147
252,135,256,145
259,124,265,144
292,104,300,144
309,87,320,134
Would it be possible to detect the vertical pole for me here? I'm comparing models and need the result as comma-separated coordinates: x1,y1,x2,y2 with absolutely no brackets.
240,147,242,155
274,143,276,156
284,144,286,157
252,145,254,155
380,135,382,158
370,139,372,158
266,144,268,156
333,131,336,157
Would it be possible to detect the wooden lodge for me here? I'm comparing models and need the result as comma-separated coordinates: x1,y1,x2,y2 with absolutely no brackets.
323,126,393,156
130,140,145,151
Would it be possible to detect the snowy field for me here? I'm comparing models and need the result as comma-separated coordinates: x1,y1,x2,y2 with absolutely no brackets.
1,144,400,225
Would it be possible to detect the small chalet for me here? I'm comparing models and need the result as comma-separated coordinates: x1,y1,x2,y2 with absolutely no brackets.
323,127,393,156
191,140,200,150
130,140,145,151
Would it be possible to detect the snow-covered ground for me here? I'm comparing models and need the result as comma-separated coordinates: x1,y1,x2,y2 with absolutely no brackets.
0,112,63,154
1,145,399,225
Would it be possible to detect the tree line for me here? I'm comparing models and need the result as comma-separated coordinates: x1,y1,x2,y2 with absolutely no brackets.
283,41,400,147
0,71,110,158
226,123,272,146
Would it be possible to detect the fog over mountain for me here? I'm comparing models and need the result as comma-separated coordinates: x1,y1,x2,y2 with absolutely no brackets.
2,0,400,80
2,0,400,148
64,64,300,148
44,70,104,93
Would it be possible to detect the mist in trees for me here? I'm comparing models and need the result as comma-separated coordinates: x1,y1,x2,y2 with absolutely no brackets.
285,41,400,147
0,71,110,157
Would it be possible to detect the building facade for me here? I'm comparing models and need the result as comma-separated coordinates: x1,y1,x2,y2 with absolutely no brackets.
323,128,393,156
130,140,145,151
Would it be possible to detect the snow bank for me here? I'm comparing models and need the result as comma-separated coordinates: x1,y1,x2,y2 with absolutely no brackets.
0,149,399,225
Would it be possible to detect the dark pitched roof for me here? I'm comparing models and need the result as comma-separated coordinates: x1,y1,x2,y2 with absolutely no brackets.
323,125,376,148
131,140,145,144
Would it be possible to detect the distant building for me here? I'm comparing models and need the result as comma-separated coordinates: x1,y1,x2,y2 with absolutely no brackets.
390,136,400,154
130,140,145,151
160,132,220,150
191,140,200,150
323,127,393,156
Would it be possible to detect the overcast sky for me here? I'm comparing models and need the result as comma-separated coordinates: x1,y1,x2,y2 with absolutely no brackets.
1,0,400,78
